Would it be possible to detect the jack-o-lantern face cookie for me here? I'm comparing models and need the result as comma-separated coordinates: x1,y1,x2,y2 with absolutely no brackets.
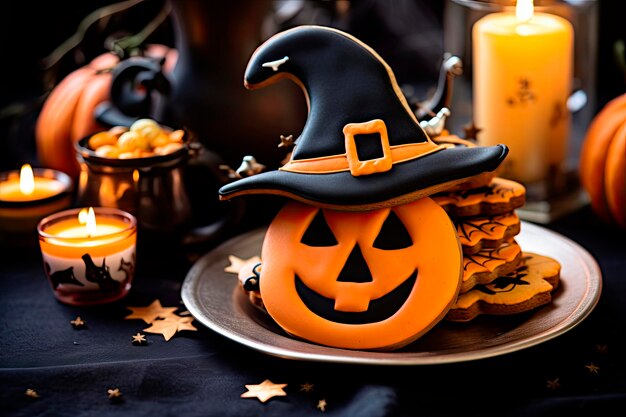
445,253,561,322
259,197,463,350
433,177,526,218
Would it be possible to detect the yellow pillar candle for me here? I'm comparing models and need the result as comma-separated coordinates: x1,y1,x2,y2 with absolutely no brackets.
473,0,573,184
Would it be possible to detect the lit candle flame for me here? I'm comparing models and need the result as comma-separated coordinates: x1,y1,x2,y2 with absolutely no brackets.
78,207,97,237
516,0,534,23
19,164,35,195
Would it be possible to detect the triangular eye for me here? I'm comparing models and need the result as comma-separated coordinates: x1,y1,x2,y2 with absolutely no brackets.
301,210,338,246
373,211,413,249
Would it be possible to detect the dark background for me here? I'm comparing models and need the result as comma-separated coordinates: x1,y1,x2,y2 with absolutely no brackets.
1,0,624,173
1,2,625,416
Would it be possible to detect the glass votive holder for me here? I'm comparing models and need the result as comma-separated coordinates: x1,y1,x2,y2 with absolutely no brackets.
443,0,599,223
0,166,73,246
37,207,137,306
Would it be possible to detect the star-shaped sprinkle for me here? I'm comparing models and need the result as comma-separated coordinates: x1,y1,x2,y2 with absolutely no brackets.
107,388,122,400
240,379,287,403
317,399,327,412
462,121,482,141
131,333,147,345
585,363,600,374
125,299,178,324
300,382,314,393
70,316,86,329
143,315,197,341
224,255,262,274
546,378,560,390
278,134,295,149
25,389,39,399
595,344,608,354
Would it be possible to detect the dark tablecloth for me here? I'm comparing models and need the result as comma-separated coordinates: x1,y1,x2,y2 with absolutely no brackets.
1,204,625,417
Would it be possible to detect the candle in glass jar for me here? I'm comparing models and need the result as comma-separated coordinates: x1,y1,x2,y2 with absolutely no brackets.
473,0,573,184
38,207,137,305
0,164,73,238
0,164,67,201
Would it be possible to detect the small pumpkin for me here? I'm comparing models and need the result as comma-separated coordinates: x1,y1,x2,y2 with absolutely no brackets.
35,44,177,178
259,198,462,350
579,93,626,228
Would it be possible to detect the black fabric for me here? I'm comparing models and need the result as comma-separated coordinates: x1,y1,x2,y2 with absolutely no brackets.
2,205,625,417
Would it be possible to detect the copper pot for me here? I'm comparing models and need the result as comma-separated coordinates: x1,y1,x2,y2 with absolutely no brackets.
74,135,243,249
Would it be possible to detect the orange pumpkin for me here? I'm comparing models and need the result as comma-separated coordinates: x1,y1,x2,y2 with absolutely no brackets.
35,45,177,178
579,93,626,229
259,198,462,350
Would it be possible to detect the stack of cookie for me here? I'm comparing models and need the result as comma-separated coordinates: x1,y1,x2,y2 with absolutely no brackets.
432,177,561,322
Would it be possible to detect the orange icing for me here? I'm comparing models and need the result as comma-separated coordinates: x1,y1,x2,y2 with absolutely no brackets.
260,197,462,350
279,139,443,175
433,177,525,208
463,241,521,280
456,212,520,248
451,253,560,311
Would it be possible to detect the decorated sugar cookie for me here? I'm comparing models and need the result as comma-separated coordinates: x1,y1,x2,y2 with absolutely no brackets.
456,212,521,254
461,241,523,293
445,253,561,322
434,177,526,218
218,25,508,210
258,198,462,350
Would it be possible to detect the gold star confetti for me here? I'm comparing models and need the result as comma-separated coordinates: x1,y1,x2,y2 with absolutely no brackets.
317,399,327,412
462,121,482,141
25,389,39,398
143,315,197,341
585,363,600,374
107,388,122,400
131,333,147,345
224,255,262,274
70,316,86,329
546,378,560,390
240,379,287,403
300,382,314,393
125,299,178,324
278,134,295,149
595,344,608,354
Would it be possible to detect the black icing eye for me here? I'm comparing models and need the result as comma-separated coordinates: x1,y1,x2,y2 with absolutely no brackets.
301,211,338,246
373,211,413,249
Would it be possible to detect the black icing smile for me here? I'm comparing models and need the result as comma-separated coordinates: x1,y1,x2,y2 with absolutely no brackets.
294,270,418,325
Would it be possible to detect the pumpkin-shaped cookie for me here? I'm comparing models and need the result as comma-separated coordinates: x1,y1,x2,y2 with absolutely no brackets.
259,197,462,350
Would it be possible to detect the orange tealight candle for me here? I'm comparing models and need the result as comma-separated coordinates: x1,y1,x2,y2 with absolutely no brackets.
0,164,73,239
473,0,573,184
0,164,67,201
37,207,137,305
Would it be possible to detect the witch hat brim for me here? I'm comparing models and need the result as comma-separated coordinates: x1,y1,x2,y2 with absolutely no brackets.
219,25,508,210
219,144,507,210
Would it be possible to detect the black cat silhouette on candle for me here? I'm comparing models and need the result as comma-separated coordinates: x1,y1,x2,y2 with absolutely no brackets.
82,254,120,291
45,263,84,289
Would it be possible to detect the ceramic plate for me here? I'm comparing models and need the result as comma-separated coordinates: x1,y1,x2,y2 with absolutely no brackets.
181,221,602,365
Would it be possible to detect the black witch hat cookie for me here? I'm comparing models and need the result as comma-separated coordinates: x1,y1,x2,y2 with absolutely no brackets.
219,25,508,210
